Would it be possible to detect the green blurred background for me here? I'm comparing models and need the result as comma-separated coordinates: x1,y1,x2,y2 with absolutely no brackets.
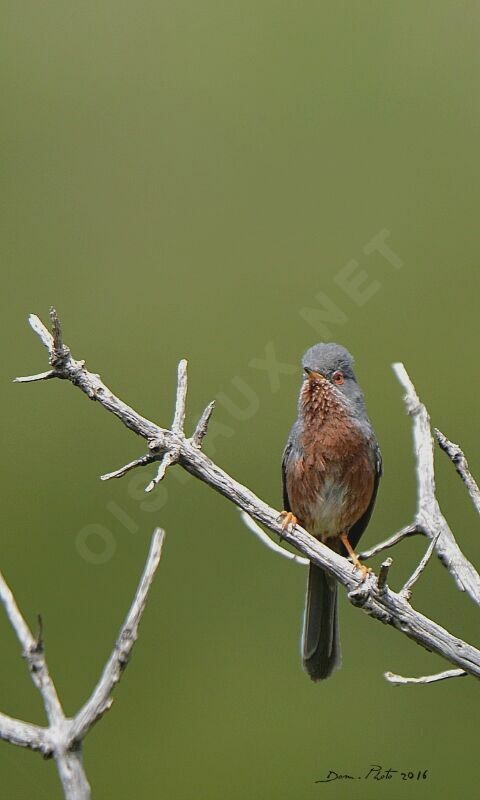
2,1,479,798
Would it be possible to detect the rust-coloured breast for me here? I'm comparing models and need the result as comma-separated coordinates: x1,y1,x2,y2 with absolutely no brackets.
285,380,376,540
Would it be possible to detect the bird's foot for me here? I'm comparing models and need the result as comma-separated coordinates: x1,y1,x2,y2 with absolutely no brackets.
340,531,372,582
277,511,298,539
355,562,372,582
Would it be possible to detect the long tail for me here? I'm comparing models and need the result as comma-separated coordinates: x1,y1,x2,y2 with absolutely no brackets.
302,564,341,681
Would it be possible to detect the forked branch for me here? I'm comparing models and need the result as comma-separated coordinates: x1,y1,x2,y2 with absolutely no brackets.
0,528,165,799
12,309,480,690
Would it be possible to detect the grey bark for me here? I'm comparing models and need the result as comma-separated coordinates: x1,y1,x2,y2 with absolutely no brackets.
12,309,480,689
0,527,165,799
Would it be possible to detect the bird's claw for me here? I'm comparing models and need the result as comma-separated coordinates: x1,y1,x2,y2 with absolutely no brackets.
355,563,372,582
277,511,298,539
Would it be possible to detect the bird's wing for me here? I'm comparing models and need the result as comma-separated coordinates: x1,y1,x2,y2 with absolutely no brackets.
281,438,293,512
346,443,382,553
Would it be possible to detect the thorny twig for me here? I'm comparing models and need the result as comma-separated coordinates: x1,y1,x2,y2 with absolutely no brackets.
11,310,480,692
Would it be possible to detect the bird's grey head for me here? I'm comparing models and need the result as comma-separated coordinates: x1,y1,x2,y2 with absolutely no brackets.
302,343,356,380
301,342,367,416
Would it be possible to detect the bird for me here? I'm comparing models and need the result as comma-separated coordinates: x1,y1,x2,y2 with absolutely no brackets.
280,343,382,681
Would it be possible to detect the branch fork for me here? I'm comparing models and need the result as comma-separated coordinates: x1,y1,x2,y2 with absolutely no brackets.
13,310,480,701
0,529,165,798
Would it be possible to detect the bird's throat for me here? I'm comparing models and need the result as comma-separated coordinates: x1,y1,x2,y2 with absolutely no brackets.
300,379,344,427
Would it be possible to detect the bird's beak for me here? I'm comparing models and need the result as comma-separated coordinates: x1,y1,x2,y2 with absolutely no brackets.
304,367,325,382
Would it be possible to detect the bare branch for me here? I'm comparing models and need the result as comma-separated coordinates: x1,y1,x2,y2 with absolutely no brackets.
192,401,215,448
0,567,64,726
0,565,90,799
145,449,179,493
392,362,480,605
101,453,157,481
15,311,480,683
50,306,66,357
172,359,188,434
358,523,420,561
13,370,56,383
435,428,480,516
0,713,49,754
240,511,309,565
401,534,440,600
28,313,54,351
0,527,165,798
377,558,393,592
384,668,467,686
70,528,165,743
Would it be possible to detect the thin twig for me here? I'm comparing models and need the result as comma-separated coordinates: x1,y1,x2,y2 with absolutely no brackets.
101,453,157,481
0,565,90,799
435,428,480,516
358,523,420,561
50,306,63,353
384,668,467,686
13,370,56,383
401,533,440,600
0,712,49,754
377,558,393,592
240,511,309,565
70,529,165,742
192,401,215,448
28,313,54,351
392,362,480,605
49,306,70,366
172,359,188,434
145,450,179,493
0,568,64,726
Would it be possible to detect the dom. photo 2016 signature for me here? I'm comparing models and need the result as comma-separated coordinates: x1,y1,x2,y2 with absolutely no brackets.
315,765,429,784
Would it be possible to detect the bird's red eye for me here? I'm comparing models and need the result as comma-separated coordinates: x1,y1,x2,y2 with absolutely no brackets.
332,371,344,385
